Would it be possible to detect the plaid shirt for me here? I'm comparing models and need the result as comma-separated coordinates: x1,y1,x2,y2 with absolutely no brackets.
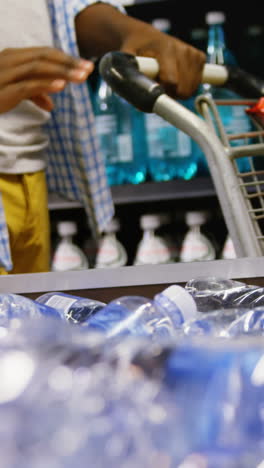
0,0,124,271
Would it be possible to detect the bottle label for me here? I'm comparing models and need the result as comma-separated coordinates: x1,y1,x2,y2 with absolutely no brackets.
180,231,216,262
52,244,89,272
117,134,133,162
95,237,127,268
145,114,192,158
45,294,77,314
145,114,165,158
173,131,192,157
94,114,117,135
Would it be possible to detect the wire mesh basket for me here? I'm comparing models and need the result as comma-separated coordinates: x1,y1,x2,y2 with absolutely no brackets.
196,95,264,256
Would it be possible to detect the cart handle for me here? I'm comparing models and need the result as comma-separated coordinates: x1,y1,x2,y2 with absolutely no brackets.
99,52,264,112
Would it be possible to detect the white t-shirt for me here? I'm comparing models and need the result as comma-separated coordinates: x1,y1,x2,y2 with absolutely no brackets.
0,0,54,173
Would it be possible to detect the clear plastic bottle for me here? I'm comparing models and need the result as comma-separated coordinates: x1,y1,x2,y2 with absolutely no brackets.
36,292,106,324
183,307,251,337
95,217,128,268
0,293,62,328
184,276,264,312
93,77,147,186
144,19,197,182
179,211,216,262
52,221,89,272
83,284,197,340
202,11,252,173
225,307,264,337
133,214,173,265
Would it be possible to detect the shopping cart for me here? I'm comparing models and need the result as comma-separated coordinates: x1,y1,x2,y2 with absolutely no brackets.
99,52,264,258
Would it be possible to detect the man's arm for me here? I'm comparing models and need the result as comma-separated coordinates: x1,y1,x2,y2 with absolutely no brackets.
75,3,206,99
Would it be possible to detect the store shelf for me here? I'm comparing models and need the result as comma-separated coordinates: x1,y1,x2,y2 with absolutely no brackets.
1,258,264,299
48,177,216,210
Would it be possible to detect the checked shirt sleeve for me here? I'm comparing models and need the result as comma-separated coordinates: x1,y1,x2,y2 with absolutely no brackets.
45,0,126,237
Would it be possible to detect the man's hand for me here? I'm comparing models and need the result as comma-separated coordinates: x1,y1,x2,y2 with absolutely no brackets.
75,4,206,100
0,47,94,113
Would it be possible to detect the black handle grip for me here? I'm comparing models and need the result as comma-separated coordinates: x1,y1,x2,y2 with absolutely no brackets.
225,66,264,99
99,52,165,113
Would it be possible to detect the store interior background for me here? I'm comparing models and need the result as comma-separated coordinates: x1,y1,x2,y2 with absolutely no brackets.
49,0,264,268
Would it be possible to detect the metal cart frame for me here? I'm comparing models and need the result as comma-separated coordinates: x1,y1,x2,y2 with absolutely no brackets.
99,52,264,258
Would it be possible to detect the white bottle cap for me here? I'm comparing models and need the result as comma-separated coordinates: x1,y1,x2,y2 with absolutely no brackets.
103,217,120,234
140,214,162,230
152,18,171,33
185,211,207,227
57,221,77,237
205,11,226,25
162,285,197,321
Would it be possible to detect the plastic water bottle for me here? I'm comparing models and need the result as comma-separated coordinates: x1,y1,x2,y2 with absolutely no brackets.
184,276,264,312
188,26,211,176
179,211,216,262
95,217,128,268
202,11,252,173
133,214,173,265
144,19,197,182
52,221,89,272
183,307,252,337
83,285,197,340
36,292,106,324
0,293,62,328
225,307,264,337
93,77,147,185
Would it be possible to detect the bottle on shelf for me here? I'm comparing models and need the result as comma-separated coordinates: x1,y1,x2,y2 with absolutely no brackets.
221,234,237,260
144,19,197,182
92,74,148,186
133,213,174,265
52,221,89,272
95,217,128,268
188,26,210,176
82,284,197,340
179,211,216,262
201,11,253,173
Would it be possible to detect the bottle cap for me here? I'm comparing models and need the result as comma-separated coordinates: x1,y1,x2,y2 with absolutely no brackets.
140,214,162,230
185,211,207,227
103,217,120,233
162,285,197,321
205,11,226,25
152,18,171,33
57,221,77,237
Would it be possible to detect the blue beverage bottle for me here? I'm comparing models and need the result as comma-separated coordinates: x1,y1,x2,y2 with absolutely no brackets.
199,11,252,174
83,285,197,341
145,19,197,182
92,77,147,185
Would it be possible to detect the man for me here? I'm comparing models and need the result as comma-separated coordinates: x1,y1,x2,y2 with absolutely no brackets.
0,0,206,274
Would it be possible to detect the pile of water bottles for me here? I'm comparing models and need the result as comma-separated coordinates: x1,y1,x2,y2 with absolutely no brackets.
1,276,264,467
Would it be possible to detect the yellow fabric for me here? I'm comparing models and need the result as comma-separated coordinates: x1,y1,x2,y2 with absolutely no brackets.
0,171,50,274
